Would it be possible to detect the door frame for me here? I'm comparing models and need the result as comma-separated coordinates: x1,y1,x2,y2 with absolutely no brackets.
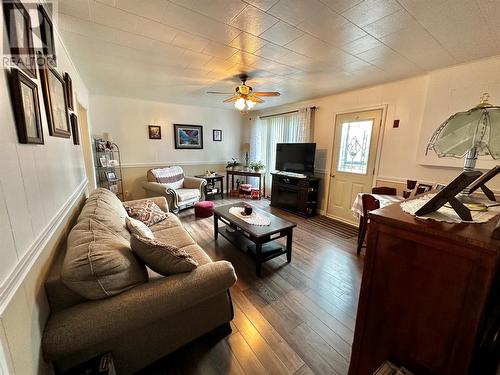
325,104,388,225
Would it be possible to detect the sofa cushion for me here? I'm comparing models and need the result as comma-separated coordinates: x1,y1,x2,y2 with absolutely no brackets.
148,166,184,189
176,188,200,202
124,200,167,227
154,226,196,249
150,214,182,232
130,235,198,275
126,217,155,239
62,219,148,300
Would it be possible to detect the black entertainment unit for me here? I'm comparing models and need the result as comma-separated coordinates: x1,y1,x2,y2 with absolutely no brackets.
270,173,319,218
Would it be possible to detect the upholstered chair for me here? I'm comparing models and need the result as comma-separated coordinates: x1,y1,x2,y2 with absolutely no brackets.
142,166,206,213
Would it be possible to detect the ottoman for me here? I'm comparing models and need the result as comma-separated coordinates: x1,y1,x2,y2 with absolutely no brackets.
194,201,215,218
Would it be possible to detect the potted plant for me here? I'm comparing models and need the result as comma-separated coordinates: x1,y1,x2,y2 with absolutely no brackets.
226,158,241,170
249,161,265,172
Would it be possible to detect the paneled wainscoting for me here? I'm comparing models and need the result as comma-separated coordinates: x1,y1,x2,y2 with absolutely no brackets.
139,198,362,375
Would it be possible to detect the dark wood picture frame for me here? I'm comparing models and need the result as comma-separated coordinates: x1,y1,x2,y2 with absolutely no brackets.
173,124,203,149
37,4,56,67
2,0,37,78
9,68,44,144
38,56,71,138
148,125,161,139
64,72,73,111
213,129,223,141
70,113,79,145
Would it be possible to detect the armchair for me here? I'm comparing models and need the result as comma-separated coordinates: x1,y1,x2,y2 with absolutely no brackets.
142,166,206,212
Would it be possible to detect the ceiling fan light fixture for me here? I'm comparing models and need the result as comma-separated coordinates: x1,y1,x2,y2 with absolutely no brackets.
246,99,255,109
234,97,246,110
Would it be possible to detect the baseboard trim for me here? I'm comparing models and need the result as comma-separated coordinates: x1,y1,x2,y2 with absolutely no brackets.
122,161,227,168
0,178,88,314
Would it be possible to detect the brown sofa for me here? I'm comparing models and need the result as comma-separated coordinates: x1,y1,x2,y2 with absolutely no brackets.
42,188,236,374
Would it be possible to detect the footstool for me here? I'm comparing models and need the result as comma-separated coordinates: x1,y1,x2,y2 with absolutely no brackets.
194,201,215,218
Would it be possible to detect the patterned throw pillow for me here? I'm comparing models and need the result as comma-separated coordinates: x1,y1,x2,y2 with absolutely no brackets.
126,217,155,239
124,200,167,226
130,235,198,275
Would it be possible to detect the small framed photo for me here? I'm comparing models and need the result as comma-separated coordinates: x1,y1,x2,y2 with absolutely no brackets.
148,125,161,139
38,4,56,67
106,171,117,181
96,139,106,152
213,129,222,142
99,156,109,167
109,184,118,194
10,68,44,144
64,72,73,110
174,124,203,149
70,113,79,145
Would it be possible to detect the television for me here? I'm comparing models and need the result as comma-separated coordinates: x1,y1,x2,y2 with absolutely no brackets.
275,143,316,175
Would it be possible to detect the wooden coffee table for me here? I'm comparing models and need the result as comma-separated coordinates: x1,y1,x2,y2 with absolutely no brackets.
214,203,296,276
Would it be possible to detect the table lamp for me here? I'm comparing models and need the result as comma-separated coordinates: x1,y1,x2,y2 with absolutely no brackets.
241,143,250,166
426,93,500,173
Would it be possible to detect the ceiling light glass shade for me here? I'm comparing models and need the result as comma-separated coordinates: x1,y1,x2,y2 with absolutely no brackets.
246,99,255,109
426,98,500,160
234,97,246,110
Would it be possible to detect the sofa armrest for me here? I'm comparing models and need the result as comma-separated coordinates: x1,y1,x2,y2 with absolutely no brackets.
43,261,236,361
183,176,206,190
124,196,169,213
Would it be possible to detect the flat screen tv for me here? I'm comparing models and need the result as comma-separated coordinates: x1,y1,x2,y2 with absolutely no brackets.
275,143,316,174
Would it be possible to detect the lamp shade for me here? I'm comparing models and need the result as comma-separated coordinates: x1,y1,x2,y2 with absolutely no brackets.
427,96,500,160
241,143,250,152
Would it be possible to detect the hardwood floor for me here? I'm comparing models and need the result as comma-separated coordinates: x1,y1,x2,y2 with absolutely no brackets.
138,198,364,375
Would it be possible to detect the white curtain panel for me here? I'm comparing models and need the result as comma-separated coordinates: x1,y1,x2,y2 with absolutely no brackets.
249,108,313,195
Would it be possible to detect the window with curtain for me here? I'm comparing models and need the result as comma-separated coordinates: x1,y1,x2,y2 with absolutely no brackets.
249,108,313,195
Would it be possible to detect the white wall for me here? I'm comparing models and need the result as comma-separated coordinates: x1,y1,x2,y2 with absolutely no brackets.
249,55,500,212
0,2,89,373
89,95,243,166
89,95,244,199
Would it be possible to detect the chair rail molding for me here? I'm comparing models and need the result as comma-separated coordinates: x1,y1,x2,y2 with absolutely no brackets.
122,161,227,168
0,178,88,314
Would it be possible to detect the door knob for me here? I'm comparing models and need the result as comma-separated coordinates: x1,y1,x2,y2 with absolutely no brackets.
330,174,335,178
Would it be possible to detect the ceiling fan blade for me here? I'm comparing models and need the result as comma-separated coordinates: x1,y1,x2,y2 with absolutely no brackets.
207,91,234,94
247,95,264,103
252,91,280,97
223,95,240,103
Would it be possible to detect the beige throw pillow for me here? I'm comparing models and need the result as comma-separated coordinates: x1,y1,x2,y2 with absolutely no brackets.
124,200,167,226
126,217,155,239
130,235,198,275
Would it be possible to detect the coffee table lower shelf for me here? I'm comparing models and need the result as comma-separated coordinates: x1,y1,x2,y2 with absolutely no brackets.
215,225,292,276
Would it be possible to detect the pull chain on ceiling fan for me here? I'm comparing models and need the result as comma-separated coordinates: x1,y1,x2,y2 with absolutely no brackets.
207,74,280,111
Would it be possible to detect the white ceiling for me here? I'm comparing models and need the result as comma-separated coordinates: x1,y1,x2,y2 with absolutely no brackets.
57,0,500,109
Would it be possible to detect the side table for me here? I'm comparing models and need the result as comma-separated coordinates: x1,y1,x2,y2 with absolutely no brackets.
195,174,224,200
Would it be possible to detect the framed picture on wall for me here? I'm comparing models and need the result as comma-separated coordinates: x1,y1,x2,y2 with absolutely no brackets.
70,113,79,145
10,68,44,144
213,129,222,141
38,55,71,138
2,0,37,78
173,124,203,149
64,72,73,110
37,4,56,67
148,125,161,139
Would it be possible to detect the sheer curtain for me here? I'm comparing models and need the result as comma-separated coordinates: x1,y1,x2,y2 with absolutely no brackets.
249,108,313,195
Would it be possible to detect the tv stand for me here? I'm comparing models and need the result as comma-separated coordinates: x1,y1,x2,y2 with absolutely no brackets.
270,173,319,217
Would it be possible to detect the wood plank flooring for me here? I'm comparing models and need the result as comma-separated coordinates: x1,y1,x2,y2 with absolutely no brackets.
138,199,364,375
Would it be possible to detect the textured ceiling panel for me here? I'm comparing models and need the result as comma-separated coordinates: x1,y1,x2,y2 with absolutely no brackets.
58,0,500,109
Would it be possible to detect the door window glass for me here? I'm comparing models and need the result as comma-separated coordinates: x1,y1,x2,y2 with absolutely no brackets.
337,120,373,174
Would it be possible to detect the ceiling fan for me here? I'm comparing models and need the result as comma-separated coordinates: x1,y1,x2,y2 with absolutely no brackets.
207,74,280,111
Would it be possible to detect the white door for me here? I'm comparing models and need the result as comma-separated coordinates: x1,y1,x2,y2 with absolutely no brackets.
326,109,382,225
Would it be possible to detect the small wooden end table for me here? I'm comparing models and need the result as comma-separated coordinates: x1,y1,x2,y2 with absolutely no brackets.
226,169,266,199
195,174,224,200
214,203,296,276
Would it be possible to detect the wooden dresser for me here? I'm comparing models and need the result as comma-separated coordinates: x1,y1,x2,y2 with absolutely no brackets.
349,200,500,375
